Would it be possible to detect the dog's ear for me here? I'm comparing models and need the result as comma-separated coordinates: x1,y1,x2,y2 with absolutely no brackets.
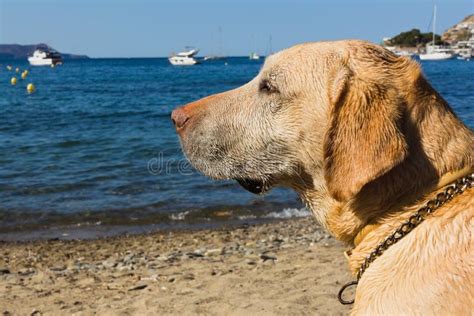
323,64,408,202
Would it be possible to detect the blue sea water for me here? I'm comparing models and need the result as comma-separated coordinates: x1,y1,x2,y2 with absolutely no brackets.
0,57,472,239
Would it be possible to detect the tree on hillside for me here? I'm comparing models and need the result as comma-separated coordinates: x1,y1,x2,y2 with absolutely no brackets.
385,29,445,47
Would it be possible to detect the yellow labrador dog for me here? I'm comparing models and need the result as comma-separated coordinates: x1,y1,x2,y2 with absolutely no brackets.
171,40,473,314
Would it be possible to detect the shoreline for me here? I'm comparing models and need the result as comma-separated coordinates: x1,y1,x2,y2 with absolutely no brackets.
0,206,311,242
0,215,309,242
0,217,351,315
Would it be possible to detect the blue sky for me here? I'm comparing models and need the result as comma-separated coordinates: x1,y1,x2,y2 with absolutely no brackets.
0,0,472,57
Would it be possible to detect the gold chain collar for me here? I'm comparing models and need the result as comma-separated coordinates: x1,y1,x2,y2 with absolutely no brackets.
338,172,473,305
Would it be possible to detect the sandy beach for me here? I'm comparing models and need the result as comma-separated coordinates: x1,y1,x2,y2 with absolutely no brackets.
1,217,351,315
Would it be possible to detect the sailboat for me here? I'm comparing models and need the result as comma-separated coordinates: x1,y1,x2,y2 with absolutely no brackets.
249,52,260,60
264,35,273,59
204,26,226,61
419,5,454,61
249,35,261,60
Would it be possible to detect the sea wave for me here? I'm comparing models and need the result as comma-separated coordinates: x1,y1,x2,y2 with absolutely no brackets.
264,207,311,219
168,210,191,220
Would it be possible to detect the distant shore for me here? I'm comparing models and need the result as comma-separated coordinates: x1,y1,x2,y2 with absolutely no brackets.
0,43,89,60
0,217,351,315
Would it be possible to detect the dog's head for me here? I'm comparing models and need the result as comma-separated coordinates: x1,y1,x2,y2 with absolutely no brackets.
172,40,432,220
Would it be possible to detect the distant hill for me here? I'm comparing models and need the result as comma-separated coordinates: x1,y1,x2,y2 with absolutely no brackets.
384,29,444,47
384,14,473,48
0,43,89,60
442,14,474,44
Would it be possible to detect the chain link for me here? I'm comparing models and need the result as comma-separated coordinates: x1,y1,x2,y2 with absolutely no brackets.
338,173,473,305
356,173,473,280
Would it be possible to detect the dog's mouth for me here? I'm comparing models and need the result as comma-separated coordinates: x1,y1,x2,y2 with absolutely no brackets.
236,178,272,195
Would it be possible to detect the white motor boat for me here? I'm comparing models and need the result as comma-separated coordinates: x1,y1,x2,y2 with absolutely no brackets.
419,44,454,60
28,49,63,66
204,27,226,61
168,47,199,66
386,47,415,57
394,50,415,57
456,49,472,61
453,31,474,61
418,5,454,61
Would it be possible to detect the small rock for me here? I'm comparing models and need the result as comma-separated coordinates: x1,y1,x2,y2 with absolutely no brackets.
177,289,193,295
116,263,129,272
102,258,117,269
0,268,10,275
128,284,148,291
30,309,41,316
50,265,66,272
245,259,257,265
186,252,204,258
182,273,195,280
123,254,134,263
244,250,254,256
260,254,277,262
204,248,222,256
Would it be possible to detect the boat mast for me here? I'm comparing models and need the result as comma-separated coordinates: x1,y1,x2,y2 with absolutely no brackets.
432,5,436,46
267,35,273,56
253,34,257,55
218,26,223,57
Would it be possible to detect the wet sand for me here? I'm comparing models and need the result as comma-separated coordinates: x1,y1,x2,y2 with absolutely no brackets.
0,217,351,315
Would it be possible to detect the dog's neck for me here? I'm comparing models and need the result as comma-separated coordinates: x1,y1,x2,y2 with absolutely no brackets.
299,163,473,276
352,166,473,247
346,167,472,276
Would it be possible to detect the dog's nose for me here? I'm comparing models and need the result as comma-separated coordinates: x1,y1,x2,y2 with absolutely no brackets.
171,108,190,129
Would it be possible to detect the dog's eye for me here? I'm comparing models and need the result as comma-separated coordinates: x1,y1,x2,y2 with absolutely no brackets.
260,80,278,93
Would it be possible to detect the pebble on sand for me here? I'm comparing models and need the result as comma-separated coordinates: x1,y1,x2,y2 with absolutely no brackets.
0,268,10,275
128,284,148,291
